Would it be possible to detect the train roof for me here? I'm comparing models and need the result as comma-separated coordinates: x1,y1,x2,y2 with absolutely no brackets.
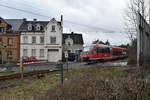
90,44,127,50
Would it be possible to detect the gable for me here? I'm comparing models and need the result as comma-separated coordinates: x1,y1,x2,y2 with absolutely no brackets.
63,33,84,45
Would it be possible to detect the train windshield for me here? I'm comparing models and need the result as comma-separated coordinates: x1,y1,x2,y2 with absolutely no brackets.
82,46,93,54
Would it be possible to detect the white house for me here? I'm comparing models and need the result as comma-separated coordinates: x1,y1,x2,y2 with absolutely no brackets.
19,18,63,62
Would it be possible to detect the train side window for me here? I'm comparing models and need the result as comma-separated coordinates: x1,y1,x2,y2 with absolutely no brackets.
106,48,110,53
96,48,101,53
96,48,99,53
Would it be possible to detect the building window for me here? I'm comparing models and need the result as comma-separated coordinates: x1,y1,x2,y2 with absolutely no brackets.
68,42,71,46
8,38,13,46
7,51,13,58
31,49,36,57
32,37,36,43
36,24,40,31
23,49,28,57
32,25,35,31
50,37,56,44
0,27,4,33
40,26,44,31
28,24,32,31
51,25,56,32
40,49,44,57
40,36,44,44
68,50,71,53
23,36,28,43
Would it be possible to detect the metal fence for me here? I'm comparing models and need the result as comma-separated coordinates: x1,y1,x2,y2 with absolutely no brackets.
137,13,150,67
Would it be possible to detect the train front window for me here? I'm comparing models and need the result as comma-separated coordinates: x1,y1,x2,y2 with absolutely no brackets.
83,46,93,54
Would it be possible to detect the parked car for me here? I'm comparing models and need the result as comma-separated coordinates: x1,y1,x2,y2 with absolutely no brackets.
23,56,38,63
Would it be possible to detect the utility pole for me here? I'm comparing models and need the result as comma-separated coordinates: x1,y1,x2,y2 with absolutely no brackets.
138,0,140,13
141,0,145,17
149,0,150,24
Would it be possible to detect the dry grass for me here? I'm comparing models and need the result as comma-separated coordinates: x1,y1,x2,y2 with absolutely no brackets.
0,72,60,100
38,67,150,100
1,66,149,100
45,76,150,100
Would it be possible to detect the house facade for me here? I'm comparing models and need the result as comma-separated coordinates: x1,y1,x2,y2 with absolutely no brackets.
0,17,21,64
62,32,84,61
19,18,63,62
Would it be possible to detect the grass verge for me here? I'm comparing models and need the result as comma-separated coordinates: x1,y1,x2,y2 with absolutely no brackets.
0,66,145,100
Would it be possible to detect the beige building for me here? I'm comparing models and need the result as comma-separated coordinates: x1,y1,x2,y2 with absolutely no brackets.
0,17,21,63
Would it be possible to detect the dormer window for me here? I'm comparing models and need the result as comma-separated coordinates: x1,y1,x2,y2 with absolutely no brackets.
32,25,35,31
65,36,73,46
51,25,56,32
28,24,32,31
36,24,40,31
40,26,44,31
68,42,71,46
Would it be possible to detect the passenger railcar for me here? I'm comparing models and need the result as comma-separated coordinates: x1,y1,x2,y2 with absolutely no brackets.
80,44,127,62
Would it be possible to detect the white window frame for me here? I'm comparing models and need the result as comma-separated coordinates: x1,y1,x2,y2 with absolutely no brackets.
36,24,41,31
28,24,32,31
8,38,13,45
23,36,28,43
40,36,44,44
50,37,56,44
31,49,36,57
40,49,44,57
51,25,56,32
32,36,36,44
23,49,28,57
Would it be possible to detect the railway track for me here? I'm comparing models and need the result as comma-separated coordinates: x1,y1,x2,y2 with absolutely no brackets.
0,69,59,82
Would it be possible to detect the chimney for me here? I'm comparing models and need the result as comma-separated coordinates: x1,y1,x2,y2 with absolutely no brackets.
61,15,63,26
23,18,27,21
61,15,63,22
33,18,37,21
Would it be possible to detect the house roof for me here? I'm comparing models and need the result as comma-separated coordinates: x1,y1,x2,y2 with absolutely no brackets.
19,20,61,32
63,32,84,45
5,19,24,32
19,21,49,32
0,17,9,24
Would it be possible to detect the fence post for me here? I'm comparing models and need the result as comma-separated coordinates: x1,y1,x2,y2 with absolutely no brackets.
61,63,64,84
20,57,24,80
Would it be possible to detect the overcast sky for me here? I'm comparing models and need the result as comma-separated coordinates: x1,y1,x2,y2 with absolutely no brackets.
0,0,130,46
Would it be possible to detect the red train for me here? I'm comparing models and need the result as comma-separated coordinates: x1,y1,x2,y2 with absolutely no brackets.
80,44,127,62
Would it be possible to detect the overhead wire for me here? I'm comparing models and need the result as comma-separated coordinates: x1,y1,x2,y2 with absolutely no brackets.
0,4,51,18
0,3,124,34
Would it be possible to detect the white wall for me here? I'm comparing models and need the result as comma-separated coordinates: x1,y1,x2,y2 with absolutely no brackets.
20,33,47,60
45,21,62,46
20,19,63,62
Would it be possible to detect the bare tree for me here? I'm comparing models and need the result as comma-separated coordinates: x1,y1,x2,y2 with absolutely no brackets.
124,0,149,42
